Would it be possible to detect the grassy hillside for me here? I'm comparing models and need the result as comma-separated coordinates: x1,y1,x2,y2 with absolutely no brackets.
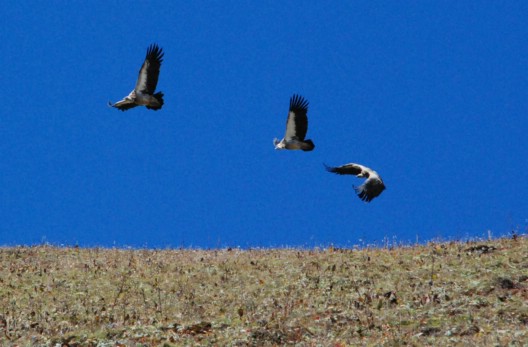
1,236,527,346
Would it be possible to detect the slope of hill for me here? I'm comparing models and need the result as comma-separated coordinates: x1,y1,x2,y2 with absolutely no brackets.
1,236,527,346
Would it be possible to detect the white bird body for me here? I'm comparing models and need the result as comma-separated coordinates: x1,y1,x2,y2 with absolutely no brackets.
325,163,385,202
273,137,311,150
109,44,164,111
114,90,163,108
274,94,315,151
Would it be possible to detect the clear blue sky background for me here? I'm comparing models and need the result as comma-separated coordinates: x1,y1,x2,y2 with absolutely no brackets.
1,2,527,248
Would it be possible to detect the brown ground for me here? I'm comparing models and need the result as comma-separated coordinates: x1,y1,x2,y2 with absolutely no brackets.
1,236,527,346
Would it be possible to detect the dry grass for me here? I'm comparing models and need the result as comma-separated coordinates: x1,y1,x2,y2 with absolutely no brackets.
1,236,527,346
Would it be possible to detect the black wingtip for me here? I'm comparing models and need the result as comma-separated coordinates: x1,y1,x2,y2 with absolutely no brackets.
289,94,309,112
324,164,338,173
354,186,372,203
146,43,164,63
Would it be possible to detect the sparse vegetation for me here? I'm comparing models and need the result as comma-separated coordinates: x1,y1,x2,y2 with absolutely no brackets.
1,236,527,346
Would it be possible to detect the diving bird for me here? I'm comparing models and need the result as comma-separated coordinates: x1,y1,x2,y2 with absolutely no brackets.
109,44,164,111
325,163,385,202
273,94,315,151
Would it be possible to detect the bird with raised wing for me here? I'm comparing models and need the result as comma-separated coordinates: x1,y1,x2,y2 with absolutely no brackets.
273,94,315,151
109,44,165,111
325,163,385,202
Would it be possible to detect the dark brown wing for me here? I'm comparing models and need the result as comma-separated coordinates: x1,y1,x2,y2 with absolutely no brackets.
135,44,164,94
324,163,366,177
355,178,385,202
285,94,309,140
108,99,139,111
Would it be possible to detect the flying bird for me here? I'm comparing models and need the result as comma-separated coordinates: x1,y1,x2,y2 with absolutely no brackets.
109,44,165,111
325,163,385,202
273,94,315,151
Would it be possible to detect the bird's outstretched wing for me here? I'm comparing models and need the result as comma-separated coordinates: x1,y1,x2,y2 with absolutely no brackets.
324,163,367,177
108,99,139,111
135,44,164,94
285,94,309,141
355,179,385,202
325,163,385,202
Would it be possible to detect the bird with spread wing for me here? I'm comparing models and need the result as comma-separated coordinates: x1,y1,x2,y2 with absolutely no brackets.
273,94,315,151
325,163,386,202
109,44,164,111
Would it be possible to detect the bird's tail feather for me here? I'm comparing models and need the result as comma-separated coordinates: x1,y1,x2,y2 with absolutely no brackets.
301,139,315,151
146,92,164,110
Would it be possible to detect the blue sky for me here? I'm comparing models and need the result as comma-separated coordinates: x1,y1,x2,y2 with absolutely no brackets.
1,2,527,248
